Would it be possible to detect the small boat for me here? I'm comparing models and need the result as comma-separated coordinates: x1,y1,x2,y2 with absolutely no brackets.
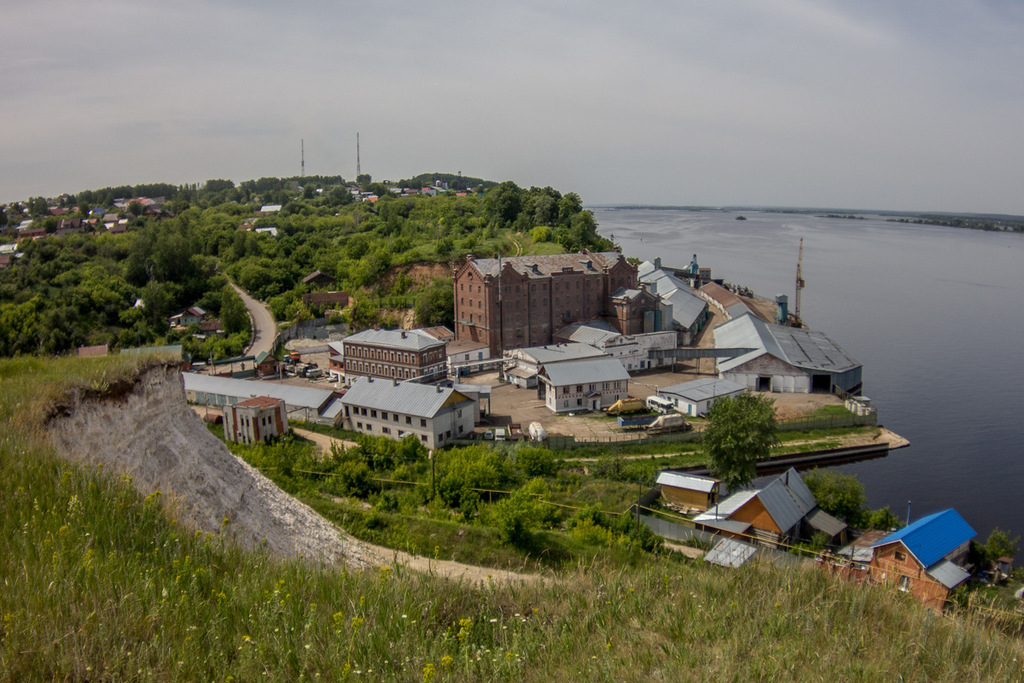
735,215,747,221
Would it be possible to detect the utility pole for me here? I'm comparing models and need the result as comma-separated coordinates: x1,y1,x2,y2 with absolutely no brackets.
356,132,361,178
301,139,305,177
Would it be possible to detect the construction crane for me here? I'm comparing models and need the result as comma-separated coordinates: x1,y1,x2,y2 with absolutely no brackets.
793,237,805,327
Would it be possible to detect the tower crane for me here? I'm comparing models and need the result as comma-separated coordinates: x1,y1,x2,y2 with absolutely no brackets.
793,237,805,327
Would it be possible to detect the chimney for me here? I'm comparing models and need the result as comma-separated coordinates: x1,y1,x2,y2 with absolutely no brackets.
435,384,442,393
654,257,661,269
392,378,398,386
401,331,407,339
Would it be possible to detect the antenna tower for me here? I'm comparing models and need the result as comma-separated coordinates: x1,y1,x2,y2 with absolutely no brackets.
794,237,806,327
356,132,361,178
301,139,305,177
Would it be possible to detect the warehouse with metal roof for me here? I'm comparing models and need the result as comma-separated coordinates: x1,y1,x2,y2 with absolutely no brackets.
181,373,343,425
657,377,747,416
339,377,475,449
714,313,863,395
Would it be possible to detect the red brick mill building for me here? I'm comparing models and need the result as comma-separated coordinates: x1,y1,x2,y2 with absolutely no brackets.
454,250,659,356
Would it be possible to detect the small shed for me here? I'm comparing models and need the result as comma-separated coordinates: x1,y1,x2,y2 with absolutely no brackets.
656,471,720,512
302,269,336,288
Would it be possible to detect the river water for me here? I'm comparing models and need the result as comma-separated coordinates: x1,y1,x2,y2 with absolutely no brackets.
593,207,1024,539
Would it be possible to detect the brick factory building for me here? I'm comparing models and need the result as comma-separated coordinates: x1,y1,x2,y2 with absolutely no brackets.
453,250,642,356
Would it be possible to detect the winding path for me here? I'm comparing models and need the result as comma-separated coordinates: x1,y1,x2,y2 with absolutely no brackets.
230,282,277,358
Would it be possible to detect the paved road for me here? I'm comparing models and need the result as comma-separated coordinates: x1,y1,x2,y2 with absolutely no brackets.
231,282,277,358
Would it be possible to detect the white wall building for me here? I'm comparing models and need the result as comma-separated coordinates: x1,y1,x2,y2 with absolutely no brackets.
657,378,747,417
539,357,630,413
340,377,475,449
554,320,676,372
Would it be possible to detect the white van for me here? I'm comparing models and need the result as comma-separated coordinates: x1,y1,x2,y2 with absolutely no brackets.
494,427,507,441
646,395,675,414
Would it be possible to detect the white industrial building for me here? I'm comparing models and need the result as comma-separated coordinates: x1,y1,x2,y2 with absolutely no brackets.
714,313,863,395
657,377,747,417
340,377,476,449
554,319,677,372
539,356,631,413
504,342,606,388
182,373,344,425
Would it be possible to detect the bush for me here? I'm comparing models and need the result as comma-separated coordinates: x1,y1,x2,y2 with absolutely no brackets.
515,445,557,477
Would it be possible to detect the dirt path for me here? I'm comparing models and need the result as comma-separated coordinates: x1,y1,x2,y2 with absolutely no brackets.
292,427,359,454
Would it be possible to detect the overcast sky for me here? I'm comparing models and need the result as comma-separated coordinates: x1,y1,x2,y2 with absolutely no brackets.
3,1,1023,214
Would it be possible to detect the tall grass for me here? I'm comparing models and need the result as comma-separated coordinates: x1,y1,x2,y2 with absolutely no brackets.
2,356,1024,680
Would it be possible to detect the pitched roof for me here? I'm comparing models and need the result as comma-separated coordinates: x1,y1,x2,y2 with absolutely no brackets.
541,357,630,386
656,471,719,493
705,537,758,568
555,320,621,346
515,342,606,365
469,250,626,278
756,468,817,535
872,508,976,569
926,559,971,589
344,328,446,352
182,373,335,412
638,263,708,328
341,377,472,418
659,378,746,402
716,313,861,375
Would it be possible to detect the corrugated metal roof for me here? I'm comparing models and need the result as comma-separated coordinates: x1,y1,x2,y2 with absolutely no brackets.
556,320,621,347
637,267,708,329
541,357,630,386
872,508,976,569
320,399,345,421
716,313,861,374
343,328,446,352
182,373,334,411
656,471,719,493
704,538,758,568
659,378,746,402
757,468,817,534
695,490,759,521
341,377,472,418
517,343,606,365
804,507,847,538
926,559,971,589
470,251,624,278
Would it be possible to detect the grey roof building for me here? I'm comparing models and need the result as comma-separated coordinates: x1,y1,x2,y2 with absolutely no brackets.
657,378,747,416
340,377,475,449
715,313,863,395
182,373,342,425
539,357,631,414
637,261,711,342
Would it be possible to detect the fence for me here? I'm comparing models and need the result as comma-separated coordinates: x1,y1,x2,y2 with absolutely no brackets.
546,429,702,451
776,412,877,432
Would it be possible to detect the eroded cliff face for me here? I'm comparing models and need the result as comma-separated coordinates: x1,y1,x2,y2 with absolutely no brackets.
47,365,374,569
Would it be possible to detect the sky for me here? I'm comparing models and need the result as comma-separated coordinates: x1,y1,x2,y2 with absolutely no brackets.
3,0,1024,214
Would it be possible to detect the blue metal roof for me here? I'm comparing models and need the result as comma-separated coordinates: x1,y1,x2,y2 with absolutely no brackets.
872,508,976,569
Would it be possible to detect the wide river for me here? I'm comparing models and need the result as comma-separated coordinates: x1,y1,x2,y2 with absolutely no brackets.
593,207,1024,539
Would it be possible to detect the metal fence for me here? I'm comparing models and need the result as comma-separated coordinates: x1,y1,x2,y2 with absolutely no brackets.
776,412,877,432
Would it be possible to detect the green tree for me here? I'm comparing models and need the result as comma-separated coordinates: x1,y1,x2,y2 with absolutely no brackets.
220,285,249,335
703,393,777,491
981,528,1019,562
414,278,454,328
804,470,867,524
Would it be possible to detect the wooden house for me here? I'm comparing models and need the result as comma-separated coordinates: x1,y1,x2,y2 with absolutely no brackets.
656,471,719,512
867,509,975,611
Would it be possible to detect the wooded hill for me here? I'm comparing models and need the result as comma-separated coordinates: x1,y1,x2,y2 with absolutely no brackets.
0,176,612,359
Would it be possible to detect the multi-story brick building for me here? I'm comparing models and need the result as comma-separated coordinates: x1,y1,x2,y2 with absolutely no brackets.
223,396,288,444
337,328,447,384
453,250,638,356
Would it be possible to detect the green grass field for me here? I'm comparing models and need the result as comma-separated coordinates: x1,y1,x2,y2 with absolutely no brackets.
3,356,1024,680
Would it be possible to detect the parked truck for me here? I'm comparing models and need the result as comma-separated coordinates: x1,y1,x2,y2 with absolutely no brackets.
617,414,657,428
607,397,644,415
646,413,692,434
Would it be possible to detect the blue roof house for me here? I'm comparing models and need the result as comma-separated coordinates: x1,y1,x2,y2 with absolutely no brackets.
869,508,976,611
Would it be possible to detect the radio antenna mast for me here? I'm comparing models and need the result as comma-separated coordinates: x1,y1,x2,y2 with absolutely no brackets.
356,132,361,178
301,139,305,177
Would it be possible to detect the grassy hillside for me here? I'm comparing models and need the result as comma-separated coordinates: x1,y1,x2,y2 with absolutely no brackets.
2,356,1023,680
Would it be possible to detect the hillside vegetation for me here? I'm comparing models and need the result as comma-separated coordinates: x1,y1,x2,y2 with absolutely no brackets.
0,177,610,360
2,355,1023,680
